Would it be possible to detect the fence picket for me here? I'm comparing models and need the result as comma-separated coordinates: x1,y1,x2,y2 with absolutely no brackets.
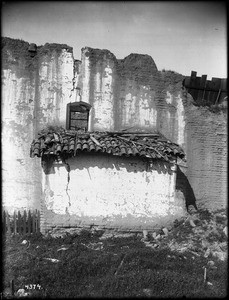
184,71,227,105
38,210,40,232
6,212,11,234
18,211,22,234
28,210,32,234
13,211,17,235
3,209,41,235
3,210,6,234
199,75,207,104
23,210,27,234
32,210,36,233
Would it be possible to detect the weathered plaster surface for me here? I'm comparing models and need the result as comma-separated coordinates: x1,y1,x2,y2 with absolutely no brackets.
2,68,42,211
81,48,91,104
93,64,114,131
81,47,116,131
2,37,227,223
80,48,186,147
185,106,227,210
37,49,74,129
42,154,186,230
176,94,186,147
2,40,74,214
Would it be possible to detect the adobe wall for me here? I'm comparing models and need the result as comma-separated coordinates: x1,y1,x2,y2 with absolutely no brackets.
2,37,227,217
2,38,74,213
41,153,185,231
185,105,227,210
76,47,186,149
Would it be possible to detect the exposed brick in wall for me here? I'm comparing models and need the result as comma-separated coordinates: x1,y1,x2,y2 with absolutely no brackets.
184,105,227,210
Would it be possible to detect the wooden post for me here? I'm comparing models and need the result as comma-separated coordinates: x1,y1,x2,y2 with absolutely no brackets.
3,210,6,235
10,279,14,296
194,76,201,103
18,211,22,234
23,210,27,235
219,79,227,103
13,211,17,235
38,210,40,233
211,78,221,105
215,89,221,105
199,75,207,104
189,71,197,103
34,210,38,233
6,211,11,234
28,210,31,234
32,210,36,233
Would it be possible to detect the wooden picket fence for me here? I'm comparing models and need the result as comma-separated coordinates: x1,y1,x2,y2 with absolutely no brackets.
2,209,40,235
183,71,227,106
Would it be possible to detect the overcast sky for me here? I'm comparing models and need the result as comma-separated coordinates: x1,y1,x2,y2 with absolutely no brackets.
2,1,227,79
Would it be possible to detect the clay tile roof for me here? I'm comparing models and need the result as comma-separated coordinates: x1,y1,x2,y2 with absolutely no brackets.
30,128,185,162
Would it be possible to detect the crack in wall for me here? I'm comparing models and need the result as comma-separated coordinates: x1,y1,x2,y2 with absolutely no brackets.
63,160,71,207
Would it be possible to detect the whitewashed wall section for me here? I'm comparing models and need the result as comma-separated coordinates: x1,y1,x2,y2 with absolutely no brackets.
163,91,186,150
2,69,41,211
38,49,74,129
81,48,91,105
42,154,186,230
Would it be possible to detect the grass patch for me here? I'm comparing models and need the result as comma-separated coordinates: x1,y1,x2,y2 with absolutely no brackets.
2,228,227,298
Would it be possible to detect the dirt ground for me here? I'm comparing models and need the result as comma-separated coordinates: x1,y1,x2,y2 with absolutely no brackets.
2,208,227,298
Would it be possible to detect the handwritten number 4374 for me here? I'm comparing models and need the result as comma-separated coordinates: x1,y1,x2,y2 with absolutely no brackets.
24,284,42,290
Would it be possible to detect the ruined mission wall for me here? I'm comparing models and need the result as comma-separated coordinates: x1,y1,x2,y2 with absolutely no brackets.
75,47,186,149
185,106,227,211
2,37,74,213
2,37,227,215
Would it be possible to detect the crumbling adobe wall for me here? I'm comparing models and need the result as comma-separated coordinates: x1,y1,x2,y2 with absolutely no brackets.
76,47,186,149
77,46,227,211
2,37,74,213
184,105,227,210
42,154,185,231
2,37,227,217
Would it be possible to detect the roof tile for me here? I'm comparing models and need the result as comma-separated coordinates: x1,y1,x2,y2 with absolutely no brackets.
30,129,185,162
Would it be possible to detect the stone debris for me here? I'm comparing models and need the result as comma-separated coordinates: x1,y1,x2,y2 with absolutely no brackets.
207,260,217,269
189,219,196,227
21,240,28,245
46,209,227,264
141,209,227,262
88,242,104,251
44,258,60,263
187,205,198,214
204,248,211,258
162,227,169,236
212,251,227,261
47,227,84,238
152,232,157,239
143,241,159,249
81,242,104,251
15,287,46,298
155,234,161,240
142,288,153,297
57,247,69,251
99,232,135,240
16,288,29,297
143,230,149,239
167,225,173,231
